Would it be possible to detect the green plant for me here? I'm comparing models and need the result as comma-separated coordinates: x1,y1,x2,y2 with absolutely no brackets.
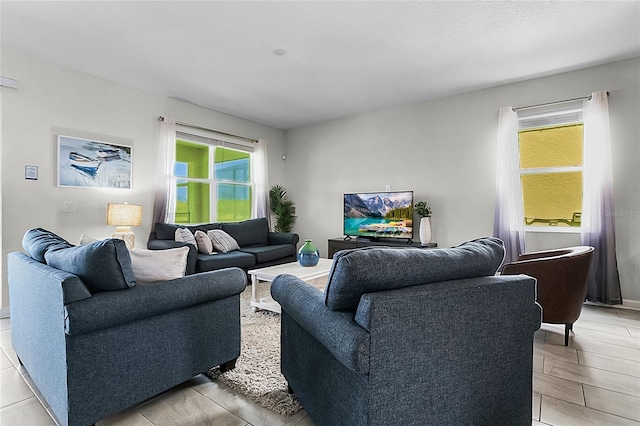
269,184,296,233
414,201,432,218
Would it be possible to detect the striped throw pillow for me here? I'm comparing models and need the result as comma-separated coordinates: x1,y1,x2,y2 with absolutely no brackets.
175,228,197,246
207,230,240,253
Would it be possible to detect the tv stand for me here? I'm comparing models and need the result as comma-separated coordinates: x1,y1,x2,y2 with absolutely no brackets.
328,237,437,258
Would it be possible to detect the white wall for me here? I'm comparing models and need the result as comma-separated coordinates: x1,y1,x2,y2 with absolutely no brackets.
285,58,640,305
0,48,286,312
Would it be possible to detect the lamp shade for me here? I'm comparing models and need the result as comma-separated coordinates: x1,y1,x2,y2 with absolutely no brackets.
107,203,142,227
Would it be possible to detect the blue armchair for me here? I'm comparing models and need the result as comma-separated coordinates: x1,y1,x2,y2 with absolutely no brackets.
8,229,247,426
271,238,541,426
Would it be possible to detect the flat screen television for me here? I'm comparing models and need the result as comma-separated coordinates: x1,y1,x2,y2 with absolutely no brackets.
343,191,414,241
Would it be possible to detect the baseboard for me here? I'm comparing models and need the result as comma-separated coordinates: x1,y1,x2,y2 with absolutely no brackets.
585,299,640,311
0,306,10,319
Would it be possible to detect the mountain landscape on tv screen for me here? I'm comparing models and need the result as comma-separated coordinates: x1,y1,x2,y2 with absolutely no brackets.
343,192,413,239
344,193,412,218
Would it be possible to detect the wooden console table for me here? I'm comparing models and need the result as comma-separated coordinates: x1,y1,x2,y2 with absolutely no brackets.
328,238,437,258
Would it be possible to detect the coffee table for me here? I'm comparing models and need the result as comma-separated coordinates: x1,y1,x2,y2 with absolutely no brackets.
248,258,334,313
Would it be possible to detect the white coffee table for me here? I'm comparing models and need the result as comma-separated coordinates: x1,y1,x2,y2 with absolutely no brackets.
248,258,334,313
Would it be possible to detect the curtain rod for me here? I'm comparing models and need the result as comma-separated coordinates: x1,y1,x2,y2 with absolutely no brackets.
512,91,609,112
159,116,258,143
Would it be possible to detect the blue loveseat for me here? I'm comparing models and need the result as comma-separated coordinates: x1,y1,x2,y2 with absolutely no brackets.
148,218,299,275
8,228,247,426
271,237,542,426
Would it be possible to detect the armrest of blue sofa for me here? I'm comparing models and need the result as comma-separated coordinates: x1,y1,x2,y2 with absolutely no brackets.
147,239,198,275
65,267,247,335
268,232,299,247
271,274,370,374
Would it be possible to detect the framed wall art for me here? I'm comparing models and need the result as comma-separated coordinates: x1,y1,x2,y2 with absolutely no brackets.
57,135,132,189
25,165,38,180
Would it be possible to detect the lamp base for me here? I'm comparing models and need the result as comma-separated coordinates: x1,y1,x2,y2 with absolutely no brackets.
112,231,135,249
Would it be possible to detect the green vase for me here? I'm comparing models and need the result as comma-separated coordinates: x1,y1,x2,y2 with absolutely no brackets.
298,239,320,267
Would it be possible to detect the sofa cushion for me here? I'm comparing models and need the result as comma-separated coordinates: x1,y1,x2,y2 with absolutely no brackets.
240,244,296,264
153,222,181,240
22,228,73,263
196,251,256,272
45,239,136,293
191,222,223,234
128,246,189,284
208,230,241,253
221,218,269,247
324,237,505,311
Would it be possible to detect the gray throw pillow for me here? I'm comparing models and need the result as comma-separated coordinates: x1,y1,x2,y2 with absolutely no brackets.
45,238,136,293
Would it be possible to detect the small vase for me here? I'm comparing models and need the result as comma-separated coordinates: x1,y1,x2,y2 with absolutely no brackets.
298,239,320,267
419,217,432,245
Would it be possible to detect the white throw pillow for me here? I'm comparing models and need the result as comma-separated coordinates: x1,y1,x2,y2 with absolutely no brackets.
207,230,240,254
194,230,215,255
175,228,197,246
128,247,189,284
79,234,100,245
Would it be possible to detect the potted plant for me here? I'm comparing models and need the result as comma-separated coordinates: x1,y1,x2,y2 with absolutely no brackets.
414,201,432,245
269,184,296,233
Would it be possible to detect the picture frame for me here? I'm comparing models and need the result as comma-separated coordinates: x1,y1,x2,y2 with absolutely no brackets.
57,135,132,188
25,165,38,180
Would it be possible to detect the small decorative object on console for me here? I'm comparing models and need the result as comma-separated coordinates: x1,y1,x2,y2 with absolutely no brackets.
414,200,432,245
298,239,320,267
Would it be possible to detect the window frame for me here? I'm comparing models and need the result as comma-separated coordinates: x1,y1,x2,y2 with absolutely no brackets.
174,128,255,224
517,108,584,234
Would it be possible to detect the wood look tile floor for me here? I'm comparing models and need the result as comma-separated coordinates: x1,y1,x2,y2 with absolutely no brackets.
1,299,639,426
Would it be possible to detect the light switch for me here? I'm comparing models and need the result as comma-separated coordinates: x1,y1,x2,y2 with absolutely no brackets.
63,202,76,212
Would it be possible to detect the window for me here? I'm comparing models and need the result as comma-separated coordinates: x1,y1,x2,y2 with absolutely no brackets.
174,136,253,224
518,109,583,229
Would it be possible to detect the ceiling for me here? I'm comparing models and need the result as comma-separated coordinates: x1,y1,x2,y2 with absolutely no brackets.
2,1,639,130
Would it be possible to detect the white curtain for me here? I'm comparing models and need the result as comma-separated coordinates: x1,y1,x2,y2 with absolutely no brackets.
252,139,270,223
493,106,525,265
152,117,177,225
581,91,622,304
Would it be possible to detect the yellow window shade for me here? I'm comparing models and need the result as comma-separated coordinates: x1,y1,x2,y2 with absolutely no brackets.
521,172,582,227
519,124,583,169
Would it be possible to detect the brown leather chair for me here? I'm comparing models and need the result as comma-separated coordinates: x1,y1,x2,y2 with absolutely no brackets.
501,246,594,346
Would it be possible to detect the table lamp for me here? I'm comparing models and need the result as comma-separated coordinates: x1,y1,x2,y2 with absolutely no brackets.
107,202,142,249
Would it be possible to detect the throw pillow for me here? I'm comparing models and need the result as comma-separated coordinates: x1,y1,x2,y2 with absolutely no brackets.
128,247,189,284
194,230,215,255
207,229,240,254
79,233,100,245
175,227,197,246
22,228,73,263
44,238,136,293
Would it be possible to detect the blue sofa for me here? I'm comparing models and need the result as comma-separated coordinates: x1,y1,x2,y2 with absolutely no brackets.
8,229,247,426
271,237,542,426
148,218,299,275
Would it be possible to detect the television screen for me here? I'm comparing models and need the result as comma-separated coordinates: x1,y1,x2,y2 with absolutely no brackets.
343,191,414,240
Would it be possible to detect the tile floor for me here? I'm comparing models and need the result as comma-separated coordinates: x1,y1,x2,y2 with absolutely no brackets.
1,295,639,426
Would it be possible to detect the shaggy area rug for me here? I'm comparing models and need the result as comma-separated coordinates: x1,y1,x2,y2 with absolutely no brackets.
207,287,303,416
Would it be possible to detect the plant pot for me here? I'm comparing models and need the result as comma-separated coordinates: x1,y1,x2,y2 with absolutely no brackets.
298,239,320,267
419,217,432,245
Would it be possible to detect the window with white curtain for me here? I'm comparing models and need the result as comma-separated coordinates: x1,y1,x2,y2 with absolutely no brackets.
517,106,584,231
173,131,255,224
